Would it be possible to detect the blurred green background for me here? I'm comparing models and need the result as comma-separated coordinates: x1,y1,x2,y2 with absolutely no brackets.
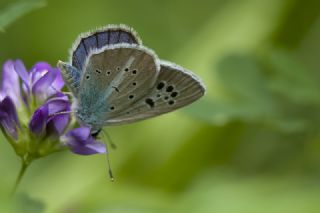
1,0,320,212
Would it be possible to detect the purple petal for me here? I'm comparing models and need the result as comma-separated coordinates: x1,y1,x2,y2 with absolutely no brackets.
85,142,106,153
46,96,70,115
0,96,19,125
62,127,106,155
0,91,5,100
1,118,18,139
1,60,21,106
36,95,71,136
69,140,106,155
14,60,30,91
52,92,68,99
43,69,65,99
51,68,65,90
46,96,71,135
29,105,48,135
66,127,91,142
0,96,19,139
32,68,58,100
49,114,70,134
31,62,52,72
30,62,51,84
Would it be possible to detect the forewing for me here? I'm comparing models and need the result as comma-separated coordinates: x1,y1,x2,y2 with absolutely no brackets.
71,24,141,71
104,61,206,125
78,44,160,124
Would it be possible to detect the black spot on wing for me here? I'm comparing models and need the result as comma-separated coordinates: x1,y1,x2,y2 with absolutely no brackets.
168,100,175,105
171,91,178,97
145,98,155,108
157,82,165,90
166,85,174,92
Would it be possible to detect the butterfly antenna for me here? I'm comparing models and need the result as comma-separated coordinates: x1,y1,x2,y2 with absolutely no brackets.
101,130,115,181
103,129,117,149
49,110,75,118
105,141,115,181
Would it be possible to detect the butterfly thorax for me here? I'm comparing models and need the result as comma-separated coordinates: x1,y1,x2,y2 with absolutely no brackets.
75,104,106,133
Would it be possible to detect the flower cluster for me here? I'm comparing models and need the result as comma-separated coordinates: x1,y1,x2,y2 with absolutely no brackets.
0,60,105,164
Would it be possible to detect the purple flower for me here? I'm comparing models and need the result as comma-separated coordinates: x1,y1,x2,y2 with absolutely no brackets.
0,59,105,159
0,96,19,139
0,60,21,139
61,127,106,155
0,60,21,106
29,94,71,136
14,60,64,102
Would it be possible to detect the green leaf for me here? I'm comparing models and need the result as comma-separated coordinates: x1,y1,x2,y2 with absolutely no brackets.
191,54,277,124
176,172,320,213
216,54,273,105
0,0,46,32
12,194,45,213
187,53,312,133
0,193,45,213
266,50,320,105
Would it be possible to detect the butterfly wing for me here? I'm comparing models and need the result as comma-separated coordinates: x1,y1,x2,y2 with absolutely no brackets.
76,44,160,128
71,24,141,71
59,25,141,98
103,60,206,125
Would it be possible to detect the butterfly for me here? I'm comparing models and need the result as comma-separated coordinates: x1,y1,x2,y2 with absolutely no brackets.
57,24,205,136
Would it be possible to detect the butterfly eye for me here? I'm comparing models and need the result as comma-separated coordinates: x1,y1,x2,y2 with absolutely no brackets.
95,69,101,74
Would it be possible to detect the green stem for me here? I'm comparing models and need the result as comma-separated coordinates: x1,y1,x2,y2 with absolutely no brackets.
10,159,30,197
